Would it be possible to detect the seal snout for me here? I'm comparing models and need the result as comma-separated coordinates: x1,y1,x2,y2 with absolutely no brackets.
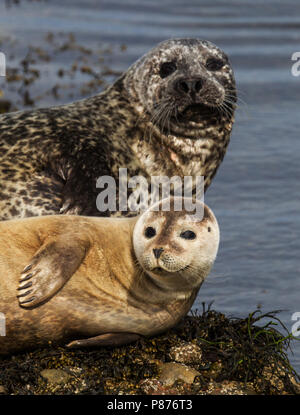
172,74,225,114
174,78,204,96
153,247,164,259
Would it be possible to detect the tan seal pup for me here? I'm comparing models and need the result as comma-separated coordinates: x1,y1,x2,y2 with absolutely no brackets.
0,197,219,355
0,38,236,220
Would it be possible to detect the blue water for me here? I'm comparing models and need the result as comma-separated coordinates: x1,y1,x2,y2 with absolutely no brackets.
0,0,300,375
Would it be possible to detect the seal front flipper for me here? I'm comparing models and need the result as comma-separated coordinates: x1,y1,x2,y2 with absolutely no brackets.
66,333,141,349
17,233,91,308
59,162,108,216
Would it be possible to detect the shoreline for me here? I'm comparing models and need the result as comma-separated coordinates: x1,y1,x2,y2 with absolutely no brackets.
0,308,299,395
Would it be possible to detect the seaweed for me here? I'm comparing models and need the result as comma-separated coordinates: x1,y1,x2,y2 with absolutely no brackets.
0,306,299,395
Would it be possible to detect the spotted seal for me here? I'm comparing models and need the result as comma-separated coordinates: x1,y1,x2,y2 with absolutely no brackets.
0,38,236,220
0,197,219,355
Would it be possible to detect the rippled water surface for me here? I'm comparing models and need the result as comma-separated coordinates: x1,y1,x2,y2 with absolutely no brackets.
0,0,300,373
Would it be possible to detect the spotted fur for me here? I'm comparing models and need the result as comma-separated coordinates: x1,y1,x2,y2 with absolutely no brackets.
0,38,236,220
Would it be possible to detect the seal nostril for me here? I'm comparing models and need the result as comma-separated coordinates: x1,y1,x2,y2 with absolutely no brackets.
194,80,203,93
176,80,189,94
180,81,189,93
153,248,164,259
175,79,203,95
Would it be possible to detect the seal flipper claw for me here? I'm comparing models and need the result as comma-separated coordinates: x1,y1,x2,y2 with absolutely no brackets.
17,281,32,290
20,272,34,282
18,280,32,290
19,296,36,305
18,233,90,309
22,264,32,273
17,289,33,298
66,333,141,349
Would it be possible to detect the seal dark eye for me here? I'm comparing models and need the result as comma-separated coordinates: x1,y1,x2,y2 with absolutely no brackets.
205,57,224,71
180,230,196,240
159,61,177,78
145,226,156,238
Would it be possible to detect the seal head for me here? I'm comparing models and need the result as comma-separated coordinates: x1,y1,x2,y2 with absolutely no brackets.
133,197,220,294
124,38,236,138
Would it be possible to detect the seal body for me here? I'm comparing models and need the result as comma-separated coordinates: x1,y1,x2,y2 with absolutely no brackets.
0,38,236,220
0,198,219,355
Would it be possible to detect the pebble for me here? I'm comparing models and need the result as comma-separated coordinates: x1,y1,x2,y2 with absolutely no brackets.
40,369,72,385
158,362,200,386
168,341,202,364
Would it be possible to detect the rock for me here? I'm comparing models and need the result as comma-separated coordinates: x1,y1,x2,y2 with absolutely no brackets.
290,376,300,394
207,360,223,379
198,380,257,395
0,385,7,394
40,369,72,385
168,342,202,364
138,379,180,395
158,362,200,386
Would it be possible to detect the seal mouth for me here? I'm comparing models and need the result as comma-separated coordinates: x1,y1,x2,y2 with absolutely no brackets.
178,264,190,272
152,266,167,273
175,103,219,123
152,265,190,274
